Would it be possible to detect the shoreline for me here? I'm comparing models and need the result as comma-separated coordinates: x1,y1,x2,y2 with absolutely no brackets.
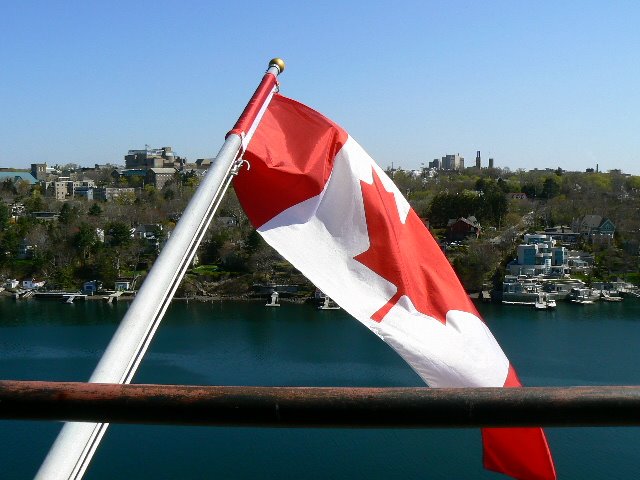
3,288,637,306
0,289,313,305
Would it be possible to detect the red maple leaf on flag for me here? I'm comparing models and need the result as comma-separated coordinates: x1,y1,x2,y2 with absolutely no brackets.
354,168,477,324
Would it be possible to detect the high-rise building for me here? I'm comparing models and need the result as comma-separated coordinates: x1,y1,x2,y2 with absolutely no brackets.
475,151,481,169
488,158,494,169
441,154,464,171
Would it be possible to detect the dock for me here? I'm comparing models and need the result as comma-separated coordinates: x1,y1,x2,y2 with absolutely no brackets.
103,291,124,304
33,292,87,303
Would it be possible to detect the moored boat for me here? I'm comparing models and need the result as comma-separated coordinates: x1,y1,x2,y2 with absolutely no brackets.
569,288,597,304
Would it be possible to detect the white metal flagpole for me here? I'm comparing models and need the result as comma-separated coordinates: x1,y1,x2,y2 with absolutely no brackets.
35,58,285,480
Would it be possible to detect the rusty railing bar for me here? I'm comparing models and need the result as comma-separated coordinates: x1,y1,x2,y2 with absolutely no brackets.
2,380,640,428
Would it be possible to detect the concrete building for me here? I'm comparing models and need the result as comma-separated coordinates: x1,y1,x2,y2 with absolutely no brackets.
125,146,184,169
507,234,570,277
195,158,214,170
475,151,481,169
31,163,48,181
46,179,96,201
441,154,464,171
52,180,71,200
94,187,136,202
74,185,94,201
146,168,176,189
427,154,464,171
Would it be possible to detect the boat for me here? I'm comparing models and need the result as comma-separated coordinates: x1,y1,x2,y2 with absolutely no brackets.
265,291,280,307
569,288,597,304
314,288,340,310
601,291,623,302
318,296,340,310
534,292,556,310
533,298,547,309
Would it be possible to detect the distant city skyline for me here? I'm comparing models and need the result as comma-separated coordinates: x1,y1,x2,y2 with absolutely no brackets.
1,148,622,176
1,1,639,175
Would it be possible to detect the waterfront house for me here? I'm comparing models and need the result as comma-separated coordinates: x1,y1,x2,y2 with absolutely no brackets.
507,234,570,277
5,279,19,289
133,224,169,251
502,276,545,304
22,278,45,289
83,280,103,295
114,280,132,291
566,250,593,273
572,215,615,244
541,225,580,246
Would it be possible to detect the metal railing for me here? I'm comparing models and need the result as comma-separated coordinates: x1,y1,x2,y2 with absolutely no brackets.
3,380,640,428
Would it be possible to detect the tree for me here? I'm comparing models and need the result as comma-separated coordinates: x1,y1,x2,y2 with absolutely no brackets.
88,203,102,217
475,178,488,192
23,191,45,213
0,202,9,231
115,191,136,206
542,177,560,199
163,188,175,201
107,222,132,247
1,179,16,196
625,175,640,192
427,191,479,227
478,188,508,226
0,226,21,263
244,229,263,255
74,223,98,259
452,240,501,291
59,203,80,225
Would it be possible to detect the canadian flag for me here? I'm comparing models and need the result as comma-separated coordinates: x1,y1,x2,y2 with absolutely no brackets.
233,94,556,480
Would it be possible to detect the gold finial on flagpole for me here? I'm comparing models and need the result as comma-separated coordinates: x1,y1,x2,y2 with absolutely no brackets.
269,58,286,73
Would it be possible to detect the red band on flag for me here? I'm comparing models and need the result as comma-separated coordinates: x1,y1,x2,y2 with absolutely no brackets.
235,95,347,228
482,365,556,480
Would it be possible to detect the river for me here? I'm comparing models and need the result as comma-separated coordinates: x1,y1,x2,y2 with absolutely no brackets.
1,298,639,479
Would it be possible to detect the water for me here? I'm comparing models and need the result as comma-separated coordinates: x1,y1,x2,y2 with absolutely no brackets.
1,298,640,479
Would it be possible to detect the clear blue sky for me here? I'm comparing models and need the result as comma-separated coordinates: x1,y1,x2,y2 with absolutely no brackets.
1,1,639,174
